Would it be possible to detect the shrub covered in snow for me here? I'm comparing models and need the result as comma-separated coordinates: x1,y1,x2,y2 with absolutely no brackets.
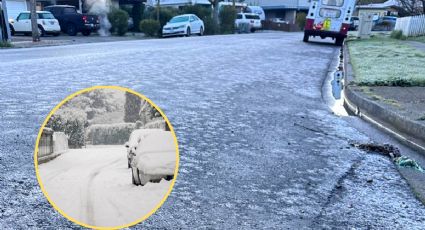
46,108,87,148
124,92,141,123
86,123,136,145
144,117,168,130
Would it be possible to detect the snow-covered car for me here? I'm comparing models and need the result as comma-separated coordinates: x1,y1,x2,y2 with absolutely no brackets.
125,129,163,168
9,11,61,36
235,13,262,33
131,131,176,186
162,14,204,37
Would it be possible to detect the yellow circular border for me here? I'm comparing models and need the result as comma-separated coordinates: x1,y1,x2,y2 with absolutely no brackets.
33,85,180,229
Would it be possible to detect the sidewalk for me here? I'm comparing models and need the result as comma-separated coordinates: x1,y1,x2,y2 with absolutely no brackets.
6,32,147,49
351,86,425,125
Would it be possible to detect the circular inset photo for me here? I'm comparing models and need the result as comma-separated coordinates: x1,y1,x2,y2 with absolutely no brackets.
34,86,179,229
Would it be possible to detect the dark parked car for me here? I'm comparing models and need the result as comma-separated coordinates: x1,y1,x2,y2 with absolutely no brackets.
372,16,397,31
349,16,359,31
44,5,99,36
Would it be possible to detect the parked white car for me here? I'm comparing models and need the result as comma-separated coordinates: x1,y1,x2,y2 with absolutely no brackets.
131,131,176,186
235,13,262,33
125,129,164,168
9,11,61,36
162,14,204,37
271,18,289,24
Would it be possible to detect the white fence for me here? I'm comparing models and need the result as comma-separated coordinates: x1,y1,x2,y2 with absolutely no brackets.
395,14,425,37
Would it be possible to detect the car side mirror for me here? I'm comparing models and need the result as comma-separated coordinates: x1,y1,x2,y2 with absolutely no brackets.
125,142,129,148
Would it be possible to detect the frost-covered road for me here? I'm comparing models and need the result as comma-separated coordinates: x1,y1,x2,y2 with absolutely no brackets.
38,146,170,228
1,32,424,229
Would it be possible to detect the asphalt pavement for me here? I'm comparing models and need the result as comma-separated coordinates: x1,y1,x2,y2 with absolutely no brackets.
0,32,424,229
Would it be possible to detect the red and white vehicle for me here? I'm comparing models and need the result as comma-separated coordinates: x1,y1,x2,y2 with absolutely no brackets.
303,0,356,45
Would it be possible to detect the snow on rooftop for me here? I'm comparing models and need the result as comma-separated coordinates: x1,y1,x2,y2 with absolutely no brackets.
357,0,400,8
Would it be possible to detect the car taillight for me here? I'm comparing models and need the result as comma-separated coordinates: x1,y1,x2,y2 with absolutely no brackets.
340,23,350,35
82,15,87,23
305,18,314,30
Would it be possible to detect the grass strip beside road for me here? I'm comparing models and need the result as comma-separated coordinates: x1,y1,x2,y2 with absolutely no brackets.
348,36,425,86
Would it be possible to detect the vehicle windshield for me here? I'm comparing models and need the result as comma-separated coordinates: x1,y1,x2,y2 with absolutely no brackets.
246,14,260,20
319,8,341,18
38,13,55,19
63,7,77,14
322,0,344,7
170,16,189,23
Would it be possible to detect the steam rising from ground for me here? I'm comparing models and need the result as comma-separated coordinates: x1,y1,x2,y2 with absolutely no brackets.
86,0,112,36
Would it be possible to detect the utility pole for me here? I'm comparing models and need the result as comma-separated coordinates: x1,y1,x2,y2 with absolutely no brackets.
1,0,12,42
29,0,40,42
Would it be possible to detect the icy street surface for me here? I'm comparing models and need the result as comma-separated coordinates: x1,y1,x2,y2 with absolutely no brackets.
1,32,425,229
38,146,171,228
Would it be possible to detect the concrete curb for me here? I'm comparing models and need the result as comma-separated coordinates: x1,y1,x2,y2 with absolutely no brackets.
37,151,66,164
342,44,425,154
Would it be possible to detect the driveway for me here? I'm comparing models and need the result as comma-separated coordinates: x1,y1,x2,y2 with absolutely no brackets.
0,32,424,229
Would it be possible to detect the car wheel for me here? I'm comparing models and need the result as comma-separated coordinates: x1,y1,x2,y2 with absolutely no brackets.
186,27,191,37
335,37,344,46
66,23,77,36
250,28,255,33
303,32,309,42
82,30,91,36
138,171,150,186
199,27,204,36
53,32,60,36
38,26,45,37
131,167,141,185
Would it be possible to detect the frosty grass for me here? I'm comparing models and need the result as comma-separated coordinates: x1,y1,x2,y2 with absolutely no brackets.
348,37,425,86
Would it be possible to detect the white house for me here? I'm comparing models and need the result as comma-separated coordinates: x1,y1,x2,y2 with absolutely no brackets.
3,0,29,20
356,0,400,17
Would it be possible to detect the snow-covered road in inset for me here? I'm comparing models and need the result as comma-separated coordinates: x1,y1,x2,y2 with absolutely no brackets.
37,145,171,227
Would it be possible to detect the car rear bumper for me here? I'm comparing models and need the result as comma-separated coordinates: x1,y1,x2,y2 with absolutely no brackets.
305,29,347,39
83,24,100,31
162,30,186,37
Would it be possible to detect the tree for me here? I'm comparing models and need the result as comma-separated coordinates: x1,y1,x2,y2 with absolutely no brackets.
139,100,161,125
209,0,221,33
29,0,39,42
64,89,118,121
124,92,141,122
397,0,425,15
